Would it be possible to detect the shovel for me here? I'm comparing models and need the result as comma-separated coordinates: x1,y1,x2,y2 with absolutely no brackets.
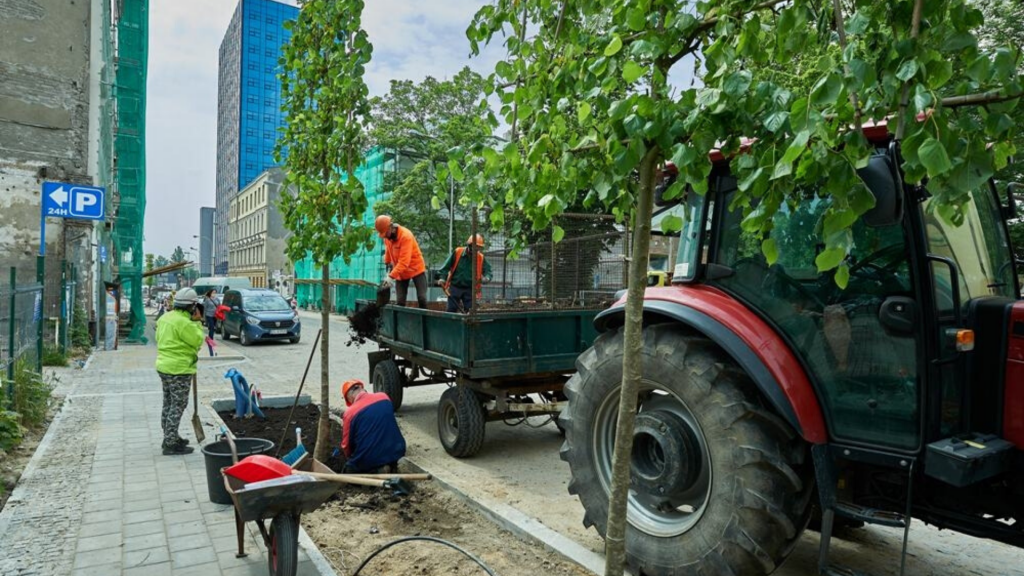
191,374,206,444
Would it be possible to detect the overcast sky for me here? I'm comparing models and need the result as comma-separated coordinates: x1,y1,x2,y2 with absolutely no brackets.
144,0,503,258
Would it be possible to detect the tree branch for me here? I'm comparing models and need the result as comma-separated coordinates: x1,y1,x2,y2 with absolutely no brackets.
510,1,528,140
832,0,863,133
895,0,924,140
941,90,1024,108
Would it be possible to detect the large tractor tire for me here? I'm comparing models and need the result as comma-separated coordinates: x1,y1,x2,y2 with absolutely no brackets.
559,324,813,576
437,385,486,458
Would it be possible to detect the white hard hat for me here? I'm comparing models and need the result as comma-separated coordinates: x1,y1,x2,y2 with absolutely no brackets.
174,288,199,308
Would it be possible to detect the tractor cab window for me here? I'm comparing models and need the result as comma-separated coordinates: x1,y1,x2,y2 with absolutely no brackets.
712,186,920,449
923,184,1018,316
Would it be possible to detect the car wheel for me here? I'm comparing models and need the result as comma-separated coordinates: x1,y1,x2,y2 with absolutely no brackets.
289,337,300,344
239,328,251,346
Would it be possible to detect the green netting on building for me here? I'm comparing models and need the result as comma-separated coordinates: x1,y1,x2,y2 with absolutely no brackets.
294,148,392,314
97,0,149,343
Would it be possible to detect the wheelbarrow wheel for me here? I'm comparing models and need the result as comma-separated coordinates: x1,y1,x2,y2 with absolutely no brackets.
372,359,404,411
268,513,299,576
437,386,486,458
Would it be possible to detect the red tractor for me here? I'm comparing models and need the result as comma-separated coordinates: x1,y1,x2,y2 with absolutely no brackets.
559,126,1024,575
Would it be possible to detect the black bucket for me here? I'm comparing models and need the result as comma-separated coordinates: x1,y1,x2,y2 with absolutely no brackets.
201,438,275,505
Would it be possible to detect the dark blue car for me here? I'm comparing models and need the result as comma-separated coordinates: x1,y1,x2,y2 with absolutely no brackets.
220,289,301,346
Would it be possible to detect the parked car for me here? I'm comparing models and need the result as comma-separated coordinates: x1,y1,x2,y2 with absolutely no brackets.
220,289,301,345
192,276,253,297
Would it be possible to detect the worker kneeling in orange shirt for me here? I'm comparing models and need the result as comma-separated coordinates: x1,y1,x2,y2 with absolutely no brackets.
375,214,428,308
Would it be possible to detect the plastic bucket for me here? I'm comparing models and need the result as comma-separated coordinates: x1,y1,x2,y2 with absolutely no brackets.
201,438,275,505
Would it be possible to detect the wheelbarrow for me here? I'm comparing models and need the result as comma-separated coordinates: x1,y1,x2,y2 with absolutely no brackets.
223,455,340,576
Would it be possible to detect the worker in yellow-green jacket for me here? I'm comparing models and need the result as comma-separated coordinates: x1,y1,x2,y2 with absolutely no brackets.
154,287,206,455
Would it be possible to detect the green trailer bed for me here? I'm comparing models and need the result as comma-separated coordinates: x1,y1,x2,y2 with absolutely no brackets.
359,301,604,458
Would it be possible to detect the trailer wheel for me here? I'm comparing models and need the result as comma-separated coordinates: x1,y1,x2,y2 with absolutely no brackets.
559,324,812,576
267,513,298,576
437,386,486,458
372,359,404,411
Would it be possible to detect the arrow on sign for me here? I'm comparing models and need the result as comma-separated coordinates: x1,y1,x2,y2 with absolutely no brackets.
49,186,68,207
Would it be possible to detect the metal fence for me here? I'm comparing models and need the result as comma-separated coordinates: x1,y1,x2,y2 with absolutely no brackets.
469,211,630,310
1,267,44,392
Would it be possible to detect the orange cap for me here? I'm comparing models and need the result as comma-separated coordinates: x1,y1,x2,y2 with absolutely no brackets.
341,379,364,406
467,234,484,247
374,215,393,237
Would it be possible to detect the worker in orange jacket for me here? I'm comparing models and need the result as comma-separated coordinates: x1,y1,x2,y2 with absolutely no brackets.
375,215,428,308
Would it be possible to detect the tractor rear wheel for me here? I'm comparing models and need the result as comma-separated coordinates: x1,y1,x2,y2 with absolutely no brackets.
559,324,813,576
372,359,404,411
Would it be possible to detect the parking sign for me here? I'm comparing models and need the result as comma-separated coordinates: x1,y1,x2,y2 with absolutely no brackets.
42,182,105,221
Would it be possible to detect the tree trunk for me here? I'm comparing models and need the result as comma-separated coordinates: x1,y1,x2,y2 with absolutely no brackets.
313,263,331,462
603,147,659,576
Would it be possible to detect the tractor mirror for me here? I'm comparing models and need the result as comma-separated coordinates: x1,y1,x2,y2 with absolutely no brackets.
857,152,904,228
1003,182,1020,220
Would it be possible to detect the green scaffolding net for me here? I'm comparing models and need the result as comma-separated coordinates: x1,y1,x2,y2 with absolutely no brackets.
97,0,149,343
294,148,391,314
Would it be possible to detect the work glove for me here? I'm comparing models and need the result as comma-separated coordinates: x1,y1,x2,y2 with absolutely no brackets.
380,278,393,290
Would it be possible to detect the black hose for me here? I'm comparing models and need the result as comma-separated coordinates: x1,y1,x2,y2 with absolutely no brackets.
351,535,498,576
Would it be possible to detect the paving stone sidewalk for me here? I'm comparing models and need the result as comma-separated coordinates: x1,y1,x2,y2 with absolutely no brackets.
0,346,331,576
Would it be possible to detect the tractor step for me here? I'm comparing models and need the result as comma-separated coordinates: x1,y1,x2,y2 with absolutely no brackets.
835,501,906,528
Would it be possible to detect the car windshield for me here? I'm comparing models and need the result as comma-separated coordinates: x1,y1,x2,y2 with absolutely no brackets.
244,295,290,312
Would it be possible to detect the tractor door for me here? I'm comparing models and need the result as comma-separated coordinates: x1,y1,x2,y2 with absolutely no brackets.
917,183,1019,440
711,181,923,450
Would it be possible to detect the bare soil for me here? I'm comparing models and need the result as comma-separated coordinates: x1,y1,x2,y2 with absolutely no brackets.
218,405,347,471
303,481,592,576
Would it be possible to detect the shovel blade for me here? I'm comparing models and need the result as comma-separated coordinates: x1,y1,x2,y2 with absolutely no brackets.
192,414,206,444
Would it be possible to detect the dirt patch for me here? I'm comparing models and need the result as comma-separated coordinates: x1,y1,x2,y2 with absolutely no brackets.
218,405,346,471
304,481,592,576
346,304,381,347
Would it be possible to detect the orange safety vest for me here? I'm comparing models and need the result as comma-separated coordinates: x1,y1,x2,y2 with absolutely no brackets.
443,247,485,295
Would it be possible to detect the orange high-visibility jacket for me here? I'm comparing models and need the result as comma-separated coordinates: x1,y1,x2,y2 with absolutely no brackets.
384,225,426,281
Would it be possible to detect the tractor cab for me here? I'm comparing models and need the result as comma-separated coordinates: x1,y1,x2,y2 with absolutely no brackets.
562,131,1024,576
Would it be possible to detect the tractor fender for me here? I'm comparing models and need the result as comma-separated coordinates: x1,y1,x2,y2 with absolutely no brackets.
594,286,827,444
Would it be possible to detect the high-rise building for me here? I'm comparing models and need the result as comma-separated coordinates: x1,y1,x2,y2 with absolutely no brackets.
215,0,298,275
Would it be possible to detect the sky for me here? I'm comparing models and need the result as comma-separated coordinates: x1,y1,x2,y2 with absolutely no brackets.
144,0,503,259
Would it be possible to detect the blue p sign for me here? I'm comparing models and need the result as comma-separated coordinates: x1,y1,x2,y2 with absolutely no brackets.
69,187,105,219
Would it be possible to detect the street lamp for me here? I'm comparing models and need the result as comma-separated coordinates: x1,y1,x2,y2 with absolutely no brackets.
193,234,214,277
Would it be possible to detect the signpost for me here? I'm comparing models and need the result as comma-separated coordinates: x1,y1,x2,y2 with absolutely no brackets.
39,182,106,365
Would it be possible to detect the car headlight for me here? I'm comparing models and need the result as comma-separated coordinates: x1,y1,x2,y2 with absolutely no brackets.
245,316,260,326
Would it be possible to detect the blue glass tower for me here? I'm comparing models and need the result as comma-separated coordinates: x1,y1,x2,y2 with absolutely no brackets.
215,0,298,274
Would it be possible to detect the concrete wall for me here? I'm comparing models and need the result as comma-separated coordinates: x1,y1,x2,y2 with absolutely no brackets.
0,0,95,302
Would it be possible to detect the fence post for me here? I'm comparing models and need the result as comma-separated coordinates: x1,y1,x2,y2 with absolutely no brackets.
60,259,67,355
7,267,15,394
36,256,43,373
550,217,556,309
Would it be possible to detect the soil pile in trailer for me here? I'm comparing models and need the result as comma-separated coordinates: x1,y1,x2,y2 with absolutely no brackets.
303,482,591,576
218,405,347,471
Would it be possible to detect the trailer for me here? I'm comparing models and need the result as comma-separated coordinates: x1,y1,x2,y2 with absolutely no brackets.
362,302,604,458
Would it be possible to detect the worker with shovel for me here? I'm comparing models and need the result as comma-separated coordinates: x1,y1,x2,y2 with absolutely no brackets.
375,214,428,308
437,234,492,313
154,287,206,455
340,379,406,474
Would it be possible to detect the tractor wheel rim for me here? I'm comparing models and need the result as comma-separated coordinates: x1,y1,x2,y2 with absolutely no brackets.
593,379,713,538
440,401,458,445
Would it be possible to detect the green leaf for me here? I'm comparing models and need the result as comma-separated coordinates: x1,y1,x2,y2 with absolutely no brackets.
815,247,847,271
552,225,565,243
918,137,952,178
538,194,555,207
994,141,1015,170
771,160,793,180
764,112,789,134
447,160,465,182
810,73,842,107
846,12,869,35
781,130,811,164
896,60,918,82
430,196,441,210
912,85,932,113
627,8,647,31
762,238,779,266
659,214,684,234
662,181,685,201
834,264,850,289
622,61,645,83
723,70,752,97
578,101,592,123
605,35,623,57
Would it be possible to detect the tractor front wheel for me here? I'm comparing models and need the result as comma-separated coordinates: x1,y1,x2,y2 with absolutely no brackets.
559,324,812,576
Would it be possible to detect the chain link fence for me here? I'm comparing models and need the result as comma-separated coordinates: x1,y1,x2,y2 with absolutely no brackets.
468,211,630,310
1,267,43,395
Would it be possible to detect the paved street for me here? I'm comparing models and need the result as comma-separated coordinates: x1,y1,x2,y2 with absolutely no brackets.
0,343,328,576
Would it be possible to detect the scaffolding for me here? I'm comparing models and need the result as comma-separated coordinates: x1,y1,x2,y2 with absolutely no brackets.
97,0,149,344
294,148,392,313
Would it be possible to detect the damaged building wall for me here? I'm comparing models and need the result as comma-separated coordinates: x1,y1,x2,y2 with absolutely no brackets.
0,0,96,322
